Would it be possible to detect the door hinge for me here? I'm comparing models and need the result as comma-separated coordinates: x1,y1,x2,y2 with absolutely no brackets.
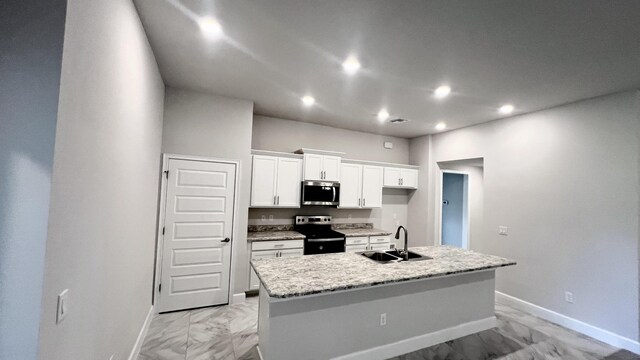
164,170,169,179
162,227,165,235
158,283,161,293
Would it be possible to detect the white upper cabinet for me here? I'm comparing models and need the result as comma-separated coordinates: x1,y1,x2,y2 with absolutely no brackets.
339,163,383,208
339,163,362,208
275,157,303,206
251,156,278,206
251,155,302,207
361,165,383,208
383,167,418,189
303,154,341,182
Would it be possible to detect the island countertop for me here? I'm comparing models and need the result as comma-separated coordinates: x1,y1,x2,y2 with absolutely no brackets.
251,246,516,298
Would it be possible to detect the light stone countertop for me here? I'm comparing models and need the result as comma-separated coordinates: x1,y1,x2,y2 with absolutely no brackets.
336,228,392,237
251,246,516,298
247,231,305,242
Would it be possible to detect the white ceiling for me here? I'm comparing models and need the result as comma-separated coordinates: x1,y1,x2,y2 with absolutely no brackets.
134,0,640,138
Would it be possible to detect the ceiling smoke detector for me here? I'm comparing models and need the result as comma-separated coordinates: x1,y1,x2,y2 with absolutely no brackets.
389,118,410,124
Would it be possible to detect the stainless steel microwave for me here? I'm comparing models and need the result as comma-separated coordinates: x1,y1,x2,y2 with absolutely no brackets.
301,181,340,206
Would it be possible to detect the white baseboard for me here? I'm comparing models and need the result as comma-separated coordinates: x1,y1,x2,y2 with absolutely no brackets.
232,292,246,304
495,291,640,355
334,317,497,360
128,305,155,360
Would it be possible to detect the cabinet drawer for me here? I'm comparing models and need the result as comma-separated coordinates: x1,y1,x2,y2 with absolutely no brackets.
346,244,368,253
369,243,391,251
252,239,304,251
369,236,391,244
346,236,368,245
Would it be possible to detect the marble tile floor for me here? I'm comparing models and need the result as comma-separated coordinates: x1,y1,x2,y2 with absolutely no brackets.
138,296,639,360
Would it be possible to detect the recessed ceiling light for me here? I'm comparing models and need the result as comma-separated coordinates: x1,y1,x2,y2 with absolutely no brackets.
198,17,223,39
434,85,451,99
377,109,389,122
342,56,361,75
499,104,514,114
435,122,447,131
301,95,315,106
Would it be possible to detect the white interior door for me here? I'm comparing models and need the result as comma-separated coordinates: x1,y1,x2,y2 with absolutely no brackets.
159,158,236,312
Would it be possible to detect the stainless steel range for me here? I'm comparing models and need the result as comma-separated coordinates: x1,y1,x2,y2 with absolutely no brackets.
294,216,346,255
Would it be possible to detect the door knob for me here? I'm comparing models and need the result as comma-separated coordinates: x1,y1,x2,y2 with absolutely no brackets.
222,237,231,243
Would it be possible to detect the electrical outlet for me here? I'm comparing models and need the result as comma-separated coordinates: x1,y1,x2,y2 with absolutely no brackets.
380,313,387,326
56,289,70,324
348,214,352,220
498,226,508,236
393,213,397,220
261,215,266,221
565,291,574,304
268,215,273,221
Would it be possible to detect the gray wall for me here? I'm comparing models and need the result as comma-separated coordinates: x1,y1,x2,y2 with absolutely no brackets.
0,1,67,359
411,91,640,341
253,115,410,163
37,0,165,359
162,87,254,295
250,115,412,236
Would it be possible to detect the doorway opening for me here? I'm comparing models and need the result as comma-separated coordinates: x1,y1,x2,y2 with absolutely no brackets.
437,158,484,249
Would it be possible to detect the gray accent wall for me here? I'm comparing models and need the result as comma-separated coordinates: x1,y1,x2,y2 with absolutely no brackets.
0,1,67,359
250,115,412,234
37,0,165,359
253,115,410,163
410,91,640,342
162,87,254,297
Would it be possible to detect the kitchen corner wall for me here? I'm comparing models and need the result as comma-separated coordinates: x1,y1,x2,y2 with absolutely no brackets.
410,90,640,344
38,0,165,359
0,1,67,359
250,116,411,231
162,88,254,298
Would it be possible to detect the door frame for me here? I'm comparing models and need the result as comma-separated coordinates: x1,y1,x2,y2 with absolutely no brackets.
154,153,241,312
437,169,471,249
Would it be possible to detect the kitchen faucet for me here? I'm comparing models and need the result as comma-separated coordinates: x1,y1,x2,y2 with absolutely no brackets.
395,226,409,261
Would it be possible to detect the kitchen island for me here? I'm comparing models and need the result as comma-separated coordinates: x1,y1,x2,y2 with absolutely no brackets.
251,246,515,360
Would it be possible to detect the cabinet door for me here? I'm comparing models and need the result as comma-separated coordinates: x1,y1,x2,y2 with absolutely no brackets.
361,165,383,208
303,154,323,180
346,244,368,253
250,156,277,206
339,163,362,208
322,156,341,182
400,169,418,189
275,158,302,207
383,167,401,187
249,249,279,290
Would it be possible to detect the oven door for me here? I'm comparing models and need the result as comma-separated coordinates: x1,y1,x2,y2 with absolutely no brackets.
301,181,340,206
304,238,345,255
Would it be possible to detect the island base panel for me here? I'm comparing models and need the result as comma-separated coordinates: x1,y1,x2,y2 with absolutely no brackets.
258,269,497,360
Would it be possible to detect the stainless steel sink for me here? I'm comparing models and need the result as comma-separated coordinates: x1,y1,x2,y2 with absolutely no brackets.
359,250,432,263
385,250,432,262
359,251,402,263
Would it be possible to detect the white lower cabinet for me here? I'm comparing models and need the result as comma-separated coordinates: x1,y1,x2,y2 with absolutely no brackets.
249,240,304,290
346,235,392,252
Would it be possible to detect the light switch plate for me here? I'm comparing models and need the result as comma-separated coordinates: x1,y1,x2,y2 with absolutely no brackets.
498,226,508,236
57,289,69,324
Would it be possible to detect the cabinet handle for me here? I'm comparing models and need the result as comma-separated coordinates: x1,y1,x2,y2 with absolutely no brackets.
398,178,401,186
222,237,231,243
274,244,285,248
274,195,277,205
363,198,366,207
276,195,279,205
358,198,361,207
